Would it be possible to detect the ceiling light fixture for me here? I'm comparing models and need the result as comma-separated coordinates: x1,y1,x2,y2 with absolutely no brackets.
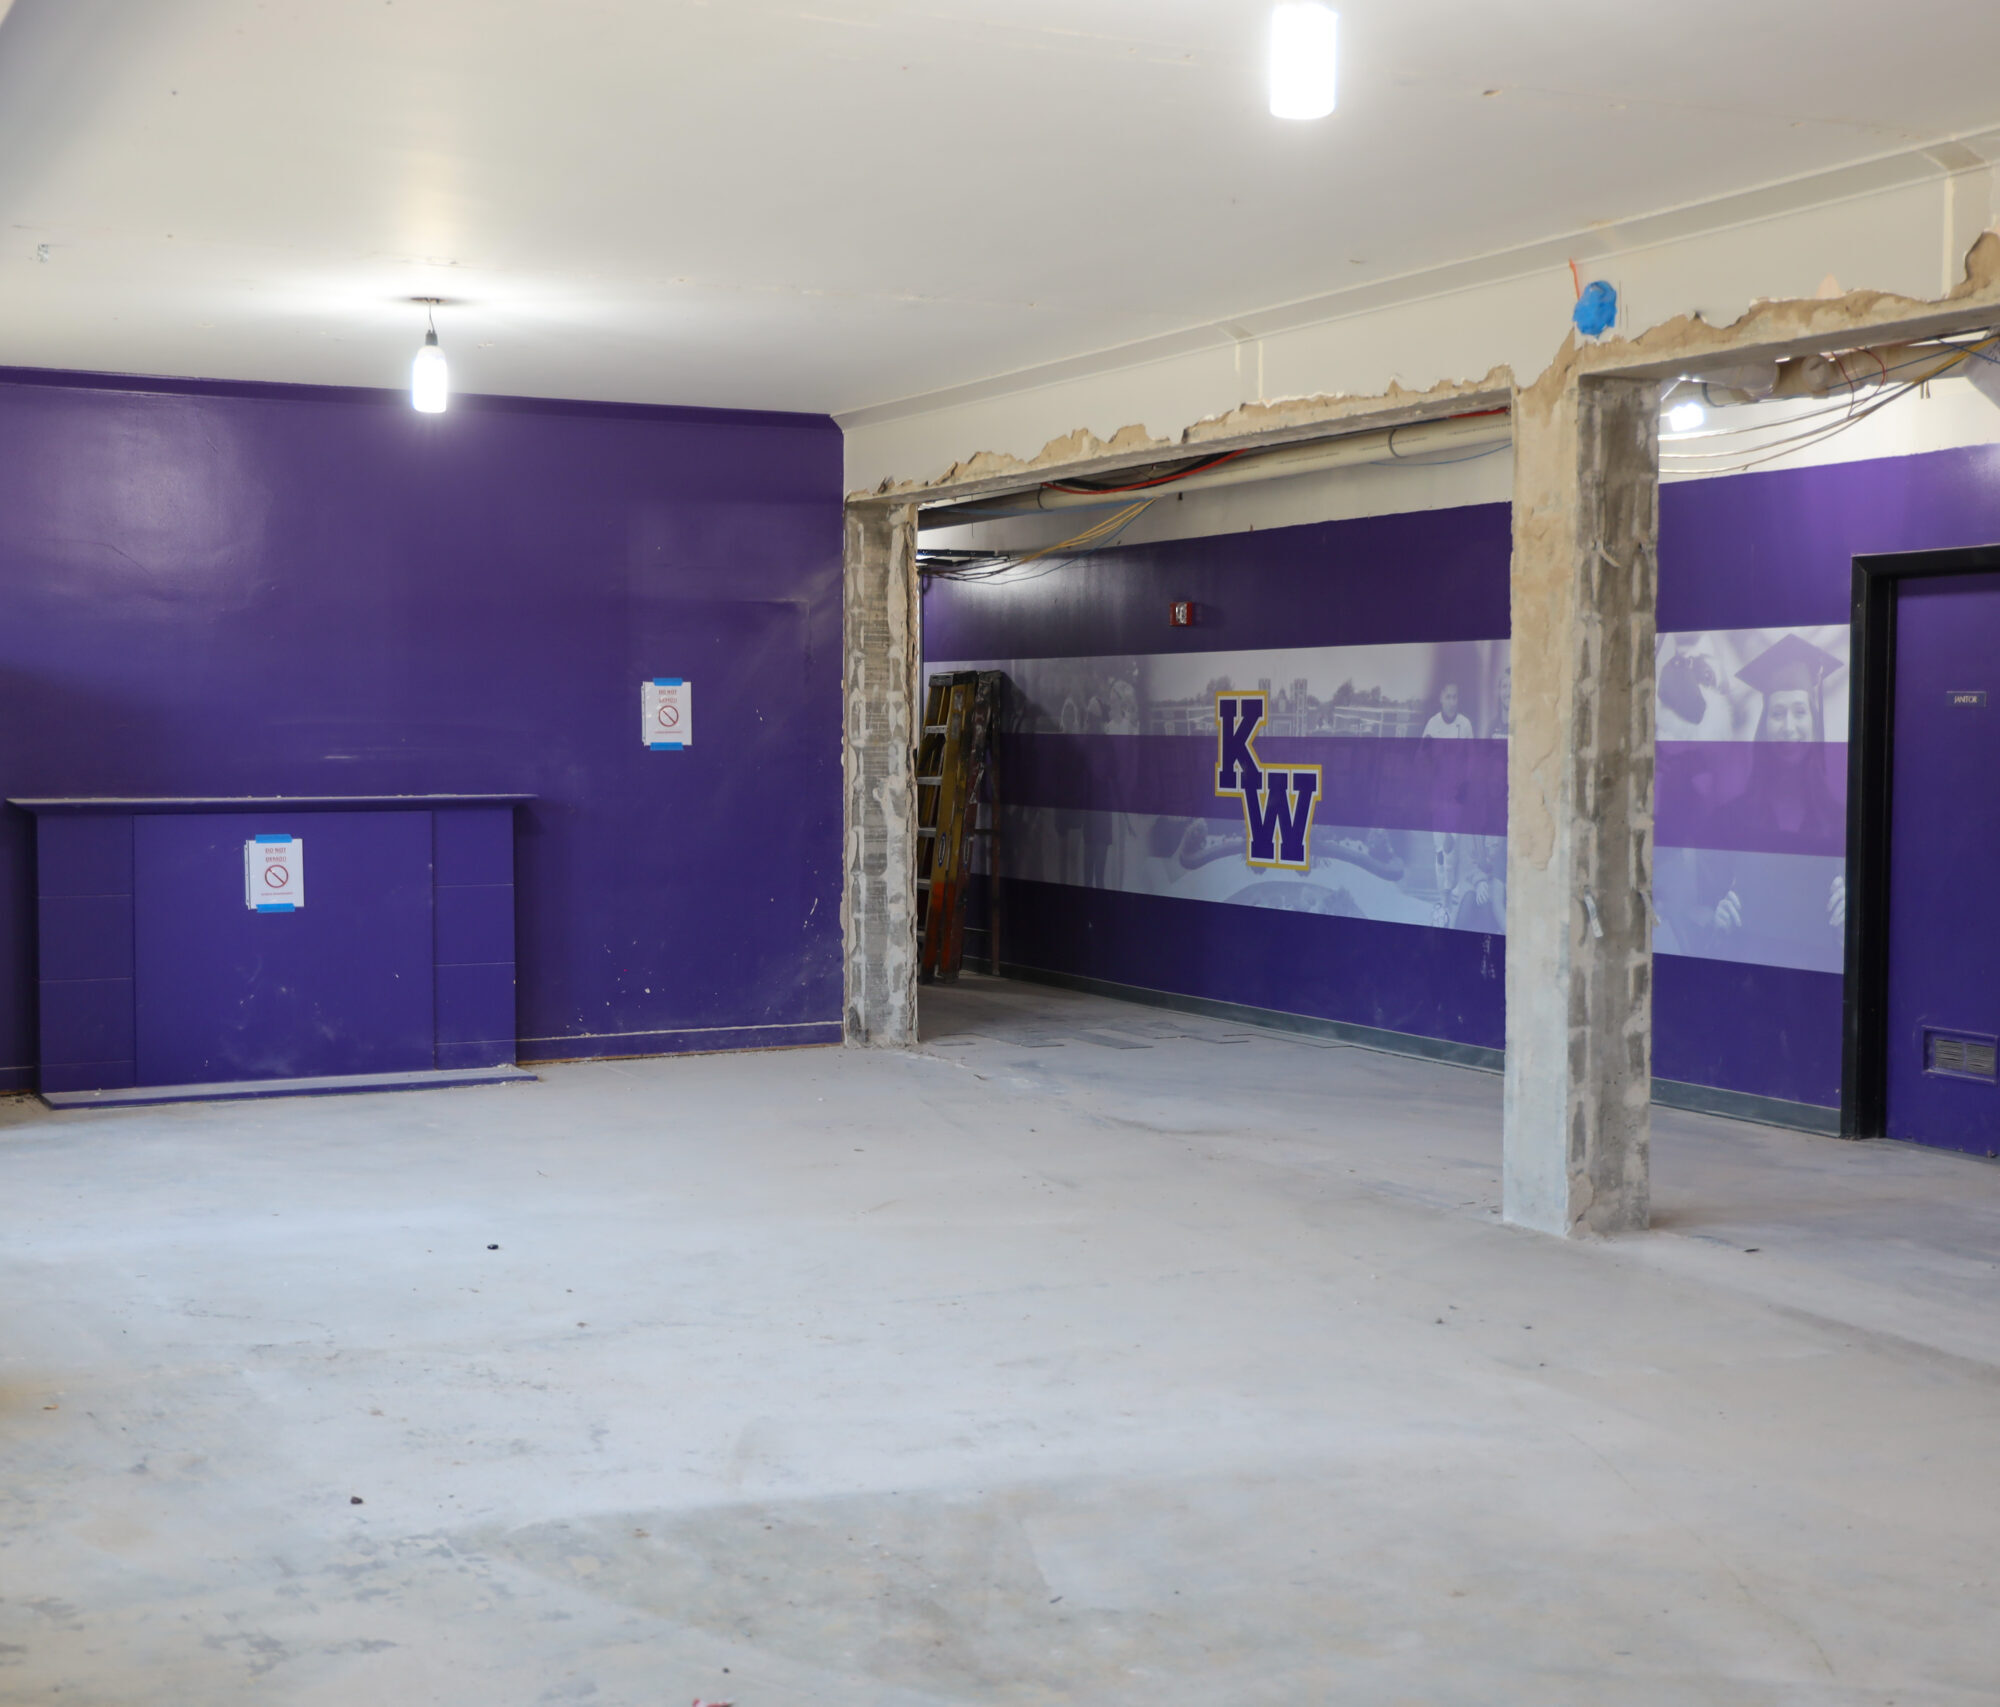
1665,399,1706,433
1270,3,1338,121
411,300,448,414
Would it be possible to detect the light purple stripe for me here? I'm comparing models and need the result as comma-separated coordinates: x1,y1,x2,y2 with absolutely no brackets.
994,735,1847,855
1657,741,1847,856
995,733,1508,835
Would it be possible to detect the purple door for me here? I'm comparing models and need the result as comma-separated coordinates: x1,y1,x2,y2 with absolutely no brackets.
1884,572,2000,1154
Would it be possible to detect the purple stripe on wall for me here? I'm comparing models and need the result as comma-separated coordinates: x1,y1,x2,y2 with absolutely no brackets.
1654,953,1840,1107
1659,442,2000,630
991,729,1844,849
989,876,1505,1048
997,732,1508,834
1656,741,1848,856
922,502,1512,662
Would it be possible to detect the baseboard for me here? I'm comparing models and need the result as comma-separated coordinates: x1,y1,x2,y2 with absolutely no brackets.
1650,1077,1841,1135
519,1020,842,1061
42,1064,536,1110
983,964,1843,1135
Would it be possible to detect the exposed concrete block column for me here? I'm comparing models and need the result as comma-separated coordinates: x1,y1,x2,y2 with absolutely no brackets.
1503,371,1661,1236
842,500,921,1046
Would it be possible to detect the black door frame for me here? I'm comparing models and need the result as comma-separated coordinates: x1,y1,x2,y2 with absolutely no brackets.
1842,542,2000,1138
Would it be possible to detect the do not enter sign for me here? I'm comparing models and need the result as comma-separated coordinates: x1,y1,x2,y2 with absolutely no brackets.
642,678,692,750
245,836,304,912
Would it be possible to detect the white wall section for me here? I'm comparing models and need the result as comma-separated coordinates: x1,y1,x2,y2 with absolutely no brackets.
849,153,2000,497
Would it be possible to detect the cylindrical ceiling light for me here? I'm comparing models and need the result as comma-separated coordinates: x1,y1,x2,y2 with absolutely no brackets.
1270,3,1338,120
411,300,448,413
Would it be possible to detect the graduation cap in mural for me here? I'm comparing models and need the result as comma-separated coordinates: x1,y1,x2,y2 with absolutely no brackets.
1736,631,1842,736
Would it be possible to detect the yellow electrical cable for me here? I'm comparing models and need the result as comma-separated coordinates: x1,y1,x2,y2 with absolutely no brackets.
1005,498,1156,566
1660,332,2000,477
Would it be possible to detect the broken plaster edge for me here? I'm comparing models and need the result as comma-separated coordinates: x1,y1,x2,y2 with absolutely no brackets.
851,369,1518,506
847,231,2000,509
1578,228,2000,380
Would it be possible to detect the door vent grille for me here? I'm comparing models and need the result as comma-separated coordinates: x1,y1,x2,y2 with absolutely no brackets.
1926,1030,1998,1082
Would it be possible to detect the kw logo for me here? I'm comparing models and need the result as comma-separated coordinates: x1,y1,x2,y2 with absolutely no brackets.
1214,692,1320,871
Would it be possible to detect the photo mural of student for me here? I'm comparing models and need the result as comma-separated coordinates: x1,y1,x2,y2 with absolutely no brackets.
1437,833,1505,931
1042,661,1132,889
1659,631,1848,969
1708,633,1846,929
1656,632,1744,742
1423,680,1478,921
1050,674,1091,887
1423,682,1475,740
1446,666,1509,931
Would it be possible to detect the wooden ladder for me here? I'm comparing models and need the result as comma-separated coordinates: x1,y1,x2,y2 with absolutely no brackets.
916,669,1003,983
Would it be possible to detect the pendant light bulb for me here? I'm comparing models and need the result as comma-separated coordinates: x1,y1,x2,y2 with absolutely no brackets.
411,308,448,413
1270,3,1338,120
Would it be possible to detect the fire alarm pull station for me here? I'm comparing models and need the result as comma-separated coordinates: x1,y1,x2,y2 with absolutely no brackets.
1169,601,1194,628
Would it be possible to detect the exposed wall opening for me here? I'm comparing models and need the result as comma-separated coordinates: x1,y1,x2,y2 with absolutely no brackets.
889,336,2000,1139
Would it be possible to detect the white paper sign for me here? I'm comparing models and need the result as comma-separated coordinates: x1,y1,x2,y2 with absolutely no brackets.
642,678,691,750
245,836,304,911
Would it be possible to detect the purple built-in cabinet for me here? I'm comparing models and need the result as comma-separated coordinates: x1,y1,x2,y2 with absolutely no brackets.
14,795,529,1105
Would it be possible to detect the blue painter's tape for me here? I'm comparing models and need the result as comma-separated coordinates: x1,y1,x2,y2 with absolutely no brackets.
254,833,291,844
255,902,297,913
653,677,683,687
1573,280,1618,337
647,741,686,752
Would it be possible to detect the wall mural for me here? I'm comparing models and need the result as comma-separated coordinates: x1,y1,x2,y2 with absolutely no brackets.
1653,624,1849,974
930,624,1847,973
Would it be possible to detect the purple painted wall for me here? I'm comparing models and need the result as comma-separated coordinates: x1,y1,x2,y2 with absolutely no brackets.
0,368,844,1089
925,442,2000,1114
1658,441,2000,631
1656,443,2000,1108
924,504,1512,660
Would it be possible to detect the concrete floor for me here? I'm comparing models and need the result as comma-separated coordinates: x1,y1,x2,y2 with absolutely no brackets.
3,976,1997,1705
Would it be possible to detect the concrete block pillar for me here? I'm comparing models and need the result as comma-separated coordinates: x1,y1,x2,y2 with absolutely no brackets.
1503,372,1660,1235
842,500,921,1046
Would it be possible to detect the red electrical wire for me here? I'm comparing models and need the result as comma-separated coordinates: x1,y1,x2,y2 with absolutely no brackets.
1043,450,1252,495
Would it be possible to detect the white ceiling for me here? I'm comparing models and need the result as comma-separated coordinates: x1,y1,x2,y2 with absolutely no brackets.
3,0,2000,418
